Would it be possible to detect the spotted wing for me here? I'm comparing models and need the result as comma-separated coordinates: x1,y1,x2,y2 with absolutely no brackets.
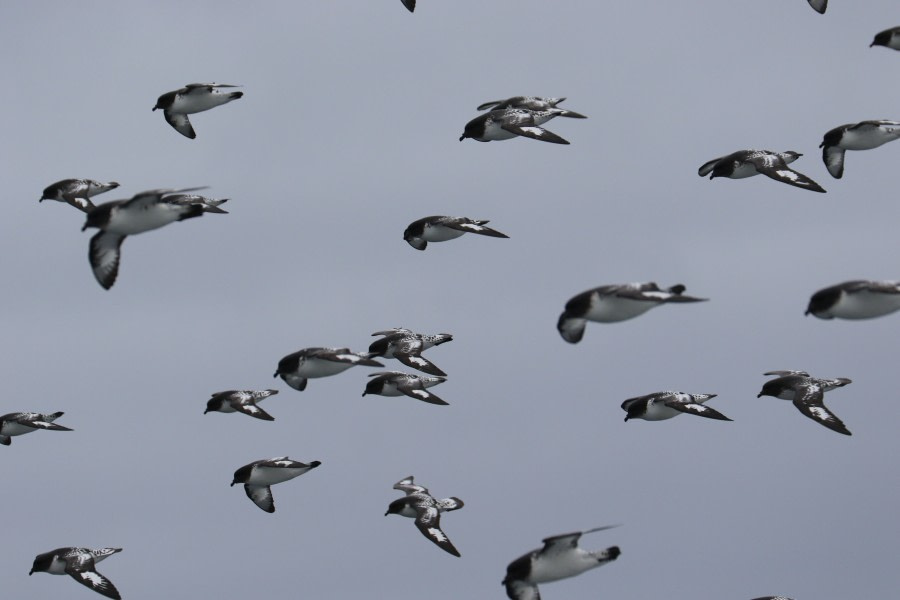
321,351,383,367
65,555,121,600
22,418,72,431
664,401,732,421
234,399,275,421
822,145,845,179
244,484,275,512
396,380,448,405
697,156,724,177
164,110,196,139
393,476,428,495
183,82,241,91
413,504,461,556
792,384,851,435
505,580,541,600
501,122,570,144
89,232,125,290
442,218,509,238
749,156,826,192
62,194,96,213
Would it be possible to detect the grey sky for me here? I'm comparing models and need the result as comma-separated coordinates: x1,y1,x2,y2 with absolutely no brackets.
2,1,899,598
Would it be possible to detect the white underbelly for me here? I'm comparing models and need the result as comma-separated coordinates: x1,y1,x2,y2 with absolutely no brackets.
584,298,657,322
832,290,900,319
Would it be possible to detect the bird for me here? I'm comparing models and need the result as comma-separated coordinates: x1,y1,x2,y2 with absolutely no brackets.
476,96,587,119
757,371,852,436
557,282,707,344
153,83,243,139
698,149,826,193
204,389,279,421
502,526,621,600
231,457,321,513
805,280,900,320
0,412,71,446
29,547,123,600
807,0,826,13
273,347,383,391
39,179,119,213
164,193,229,214
385,475,463,557
81,187,209,289
403,216,509,250
460,108,571,144
871,26,900,50
368,328,452,376
362,371,448,405
401,0,415,11
751,597,794,600
819,120,900,178
621,392,731,422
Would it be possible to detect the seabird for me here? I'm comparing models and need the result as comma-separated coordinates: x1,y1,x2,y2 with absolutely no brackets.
273,347,383,391
476,96,587,119
204,389,279,421
806,280,900,320
231,457,321,513
403,215,508,250
698,149,826,192
362,371,448,405
460,108,571,144
385,475,463,556
368,328,452,376
820,120,900,178
39,179,119,213
0,412,71,446
757,370,853,436
153,83,243,139
621,392,731,422
29,547,123,600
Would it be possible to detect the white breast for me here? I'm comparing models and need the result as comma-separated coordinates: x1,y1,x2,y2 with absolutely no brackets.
830,289,900,319
583,295,659,322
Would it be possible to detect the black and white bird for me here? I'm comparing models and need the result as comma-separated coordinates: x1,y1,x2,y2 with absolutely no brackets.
807,0,826,13
231,457,321,513
460,108,571,144
476,96,587,119
81,187,209,289
871,26,900,50
401,0,415,11
751,597,794,600
29,547,123,600
621,392,731,422
368,328,452,376
806,280,900,320
698,149,826,192
153,83,243,139
757,371,853,436
385,475,464,557
362,371,448,405
0,411,71,446
40,179,119,213
273,347,383,391
205,389,279,421
164,193,229,214
820,120,900,178
557,283,707,344
503,526,621,600
403,215,509,250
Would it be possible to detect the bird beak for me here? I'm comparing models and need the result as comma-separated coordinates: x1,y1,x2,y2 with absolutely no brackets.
28,570,33,575
384,510,389,516
81,223,88,231
272,371,279,378
623,416,629,422
230,481,236,487
756,393,763,398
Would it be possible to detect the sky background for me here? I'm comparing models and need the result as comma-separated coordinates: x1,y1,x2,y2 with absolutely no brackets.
2,1,899,598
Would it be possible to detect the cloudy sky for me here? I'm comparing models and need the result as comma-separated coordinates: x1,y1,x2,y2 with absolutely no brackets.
2,1,899,598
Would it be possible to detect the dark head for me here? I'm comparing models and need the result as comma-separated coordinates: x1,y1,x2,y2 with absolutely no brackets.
232,463,253,486
40,181,62,202
153,90,176,111
30,551,55,575
204,395,225,414
757,381,780,398
709,161,732,180
362,377,385,397
81,202,111,231
274,352,301,378
368,337,389,356
503,553,532,586
820,125,846,149
384,497,407,516
459,113,488,142
805,284,844,318
871,30,891,48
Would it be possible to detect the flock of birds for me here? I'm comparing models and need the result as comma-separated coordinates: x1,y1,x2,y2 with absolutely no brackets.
13,3,900,600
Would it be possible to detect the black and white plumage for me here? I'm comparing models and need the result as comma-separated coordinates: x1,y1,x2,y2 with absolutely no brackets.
273,347,383,391
153,83,243,139
40,179,119,213
205,389,279,421
621,392,731,422
871,26,900,51
231,457,321,513
806,280,900,320
557,283,707,344
476,96,587,119
385,475,464,557
362,371,448,405
807,0,826,13
0,411,71,446
164,193,229,214
459,108,571,144
751,597,794,600
403,215,509,250
757,371,853,436
401,0,415,11
699,149,826,193
29,547,123,600
81,187,209,289
368,328,452,376
502,526,621,600
820,120,900,178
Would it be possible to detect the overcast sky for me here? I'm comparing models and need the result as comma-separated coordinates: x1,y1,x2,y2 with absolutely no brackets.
2,1,899,599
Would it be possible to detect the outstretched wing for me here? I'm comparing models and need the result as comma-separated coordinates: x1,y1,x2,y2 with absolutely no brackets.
414,505,461,556
244,484,276,512
89,232,125,290
792,384,851,436
664,401,732,421
393,476,428,495
164,110,196,139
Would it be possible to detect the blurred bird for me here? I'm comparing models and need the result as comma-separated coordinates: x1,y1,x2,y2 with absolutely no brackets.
39,179,119,213
403,215,508,250
870,26,900,50
806,280,900,320
820,120,900,178
0,412,71,446
476,96,587,119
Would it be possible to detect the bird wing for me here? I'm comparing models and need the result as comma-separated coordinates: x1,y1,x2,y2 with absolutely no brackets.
244,484,275,512
89,232,125,290
442,218,509,238
792,383,851,435
413,504,461,556
397,380,448,405
164,110,196,139
393,476,428,495
505,580,542,600
697,156,724,177
233,399,275,421
664,400,732,421
749,156,826,193
822,145,845,179
65,555,121,600
500,122,570,145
